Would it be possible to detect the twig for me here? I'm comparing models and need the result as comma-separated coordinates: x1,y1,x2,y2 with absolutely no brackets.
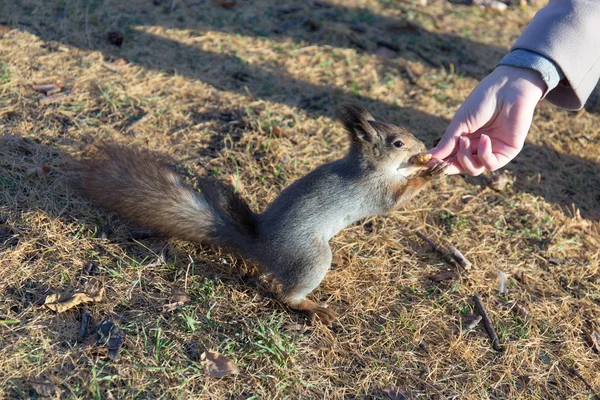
448,246,472,270
403,64,417,84
415,230,458,268
568,367,599,398
473,295,503,352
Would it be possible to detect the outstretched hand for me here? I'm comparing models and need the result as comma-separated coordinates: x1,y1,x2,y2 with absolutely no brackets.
428,65,546,175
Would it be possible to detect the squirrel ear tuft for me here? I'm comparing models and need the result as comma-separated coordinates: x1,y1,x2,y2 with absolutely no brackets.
337,104,379,143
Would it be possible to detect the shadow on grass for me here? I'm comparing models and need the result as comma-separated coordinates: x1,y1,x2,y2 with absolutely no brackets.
1,0,598,219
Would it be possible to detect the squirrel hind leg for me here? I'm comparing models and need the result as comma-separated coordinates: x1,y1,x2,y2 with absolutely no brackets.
284,298,336,327
279,259,336,326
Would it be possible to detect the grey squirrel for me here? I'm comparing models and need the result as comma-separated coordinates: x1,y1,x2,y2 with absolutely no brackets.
81,104,447,325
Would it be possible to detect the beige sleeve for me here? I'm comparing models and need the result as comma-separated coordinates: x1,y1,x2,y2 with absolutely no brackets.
512,0,600,110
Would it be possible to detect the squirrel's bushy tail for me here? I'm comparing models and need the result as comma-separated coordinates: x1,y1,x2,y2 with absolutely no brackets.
81,144,258,253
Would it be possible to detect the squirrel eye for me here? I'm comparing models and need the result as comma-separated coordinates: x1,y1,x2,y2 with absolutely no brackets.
393,140,404,148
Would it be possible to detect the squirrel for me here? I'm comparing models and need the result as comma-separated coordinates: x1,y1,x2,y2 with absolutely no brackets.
81,104,447,325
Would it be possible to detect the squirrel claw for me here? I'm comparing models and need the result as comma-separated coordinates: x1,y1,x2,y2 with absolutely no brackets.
427,160,448,178
306,304,337,327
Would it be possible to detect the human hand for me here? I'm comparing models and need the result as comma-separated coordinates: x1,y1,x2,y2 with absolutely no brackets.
429,65,546,175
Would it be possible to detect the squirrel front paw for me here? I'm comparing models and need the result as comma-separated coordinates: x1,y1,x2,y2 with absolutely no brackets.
424,160,448,179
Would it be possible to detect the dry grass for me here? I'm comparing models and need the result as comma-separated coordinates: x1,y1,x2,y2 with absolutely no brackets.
1,0,599,398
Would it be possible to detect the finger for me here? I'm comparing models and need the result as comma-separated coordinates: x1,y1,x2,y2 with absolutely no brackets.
457,137,485,176
477,134,500,171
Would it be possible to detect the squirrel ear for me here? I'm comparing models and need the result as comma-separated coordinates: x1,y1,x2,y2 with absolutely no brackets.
337,104,380,143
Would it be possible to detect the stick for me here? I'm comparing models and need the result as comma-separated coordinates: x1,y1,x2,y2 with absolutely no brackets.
404,64,417,84
568,367,599,398
473,295,503,352
448,246,472,270
415,230,458,268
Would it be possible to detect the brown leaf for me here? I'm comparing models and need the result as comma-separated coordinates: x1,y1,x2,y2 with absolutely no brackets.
272,126,282,137
383,386,408,400
31,381,60,397
427,270,457,282
31,81,64,94
43,287,105,313
171,288,191,304
211,0,237,8
201,350,240,378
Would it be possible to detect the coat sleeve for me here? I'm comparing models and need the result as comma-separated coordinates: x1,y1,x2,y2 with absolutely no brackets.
511,0,600,110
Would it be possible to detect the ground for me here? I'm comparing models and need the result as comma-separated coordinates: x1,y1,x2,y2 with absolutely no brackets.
1,0,600,399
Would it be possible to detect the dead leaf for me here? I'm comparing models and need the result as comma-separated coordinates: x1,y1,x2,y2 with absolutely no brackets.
31,81,64,95
201,350,240,378
272,126,282,137
427,270,457,282
171,288,191,304
96,320,126,361
383,386,408,400
43,287,105,313
31,381,60,397
590,331,600,353
211,0,237,8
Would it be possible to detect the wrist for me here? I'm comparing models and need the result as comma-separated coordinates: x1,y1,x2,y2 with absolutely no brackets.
493,65,545,102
